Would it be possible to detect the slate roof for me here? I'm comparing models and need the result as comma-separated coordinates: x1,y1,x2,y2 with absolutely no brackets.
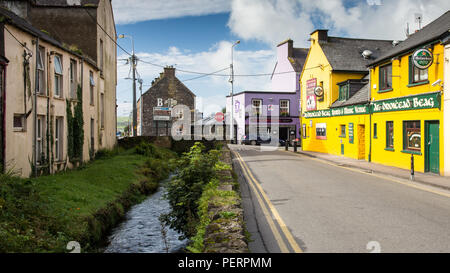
289,48,309,72
321,37,394,72
0,6,98,68
368,10,450,66
33,0,99,6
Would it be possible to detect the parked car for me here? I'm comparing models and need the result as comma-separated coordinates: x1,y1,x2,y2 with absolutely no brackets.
241,134,286,146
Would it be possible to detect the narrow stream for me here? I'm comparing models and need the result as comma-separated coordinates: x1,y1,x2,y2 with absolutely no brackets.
104,178,188,253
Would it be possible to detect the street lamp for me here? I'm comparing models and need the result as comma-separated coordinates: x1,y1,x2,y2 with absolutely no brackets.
230,40,240,143
119,34,137,137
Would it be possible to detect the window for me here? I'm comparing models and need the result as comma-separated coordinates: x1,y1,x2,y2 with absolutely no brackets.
13,114,25,131
99,39,104,72
409,56,428,84
37,116,45,164
316,123,327,140
338,85,349,101
280,100,289,116
373,123,378,138
379,63,392,91
100,93,105,128
55,117,63,161
340,125,346,137
89,71,95,105
386,121,394,149
54,55,63,97
251,99,262,115
37,47,46,95
70,59,77,99
403,121,421,151
90,118,95,152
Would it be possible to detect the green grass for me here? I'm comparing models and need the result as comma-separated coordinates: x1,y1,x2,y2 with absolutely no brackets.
0,146,176,253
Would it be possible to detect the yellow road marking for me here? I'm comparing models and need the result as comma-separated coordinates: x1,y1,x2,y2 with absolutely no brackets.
233,151,289,253
285,150,450,199
234,150,303,253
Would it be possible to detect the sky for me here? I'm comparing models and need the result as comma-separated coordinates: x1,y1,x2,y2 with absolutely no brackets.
113,0,450,117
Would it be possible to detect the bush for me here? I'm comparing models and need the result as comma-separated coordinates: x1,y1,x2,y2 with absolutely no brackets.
135,142,160,158
161,142,220,238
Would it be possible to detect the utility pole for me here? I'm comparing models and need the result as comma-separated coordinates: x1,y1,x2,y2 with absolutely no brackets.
119,34,137,137
138,78,143,136
230,40,240,143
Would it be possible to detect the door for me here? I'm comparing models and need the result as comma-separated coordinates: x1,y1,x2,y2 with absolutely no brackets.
425,121,439,174
358,125,365,159
280,127,288,141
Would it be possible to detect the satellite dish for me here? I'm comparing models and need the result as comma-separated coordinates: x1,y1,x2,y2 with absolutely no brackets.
362,50,373,59
314,86,324,97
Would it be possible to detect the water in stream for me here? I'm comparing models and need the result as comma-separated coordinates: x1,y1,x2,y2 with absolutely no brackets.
104,181,188,253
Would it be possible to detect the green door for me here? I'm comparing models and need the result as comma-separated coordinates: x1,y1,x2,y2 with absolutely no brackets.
425,121,439,174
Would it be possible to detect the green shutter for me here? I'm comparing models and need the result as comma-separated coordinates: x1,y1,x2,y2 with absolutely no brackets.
408,55,412,85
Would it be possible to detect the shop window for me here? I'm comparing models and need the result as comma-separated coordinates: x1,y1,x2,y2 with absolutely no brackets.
409,55,428,84
252,99,262,115
340,124,346,137
338,84,349,101
54,55,63,98
379,63,392,91
316,123,326,140
373,123,378,138
280,99,289,116
386,121,394,149
403,121,421,151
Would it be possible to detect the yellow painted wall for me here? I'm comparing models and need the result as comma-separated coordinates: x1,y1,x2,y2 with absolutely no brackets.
302,115,370,160
369,43,444,175
300,31,370,160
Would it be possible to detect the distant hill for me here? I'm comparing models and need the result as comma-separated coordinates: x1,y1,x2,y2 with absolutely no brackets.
117,116,130,132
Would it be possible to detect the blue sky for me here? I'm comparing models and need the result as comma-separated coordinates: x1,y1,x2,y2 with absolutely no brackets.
112,0,450,117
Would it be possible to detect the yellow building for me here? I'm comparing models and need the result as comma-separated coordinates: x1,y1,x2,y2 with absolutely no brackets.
367,11,450,175
300,30,393,160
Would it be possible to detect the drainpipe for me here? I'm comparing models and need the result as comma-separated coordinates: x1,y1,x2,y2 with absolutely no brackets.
33,37,39,177
80,57,84,164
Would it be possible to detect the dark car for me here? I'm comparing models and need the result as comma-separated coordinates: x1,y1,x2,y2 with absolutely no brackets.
240,134,286,146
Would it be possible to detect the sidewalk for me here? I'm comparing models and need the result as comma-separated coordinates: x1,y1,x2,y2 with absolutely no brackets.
282,146,450,191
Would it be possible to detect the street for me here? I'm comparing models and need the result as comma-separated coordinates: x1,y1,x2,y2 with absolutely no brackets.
231,144,450,253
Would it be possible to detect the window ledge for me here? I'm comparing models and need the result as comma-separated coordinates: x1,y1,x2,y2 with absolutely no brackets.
401,150,422,155
373,136,378,139
13,128,26,132
407,81,429,88
384,147,394,151
37,94,49,98
339,135,346,138
53,97,64,101
378,88,393,93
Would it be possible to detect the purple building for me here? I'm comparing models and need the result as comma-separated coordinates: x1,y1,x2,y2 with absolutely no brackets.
226,39,307,144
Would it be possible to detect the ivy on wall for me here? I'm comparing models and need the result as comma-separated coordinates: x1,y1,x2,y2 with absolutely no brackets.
66,84,84,163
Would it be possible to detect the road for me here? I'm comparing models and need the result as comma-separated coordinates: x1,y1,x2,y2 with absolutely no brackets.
230,144,450,253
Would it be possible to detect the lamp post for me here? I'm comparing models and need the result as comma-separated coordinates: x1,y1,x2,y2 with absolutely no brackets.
119,34,137,137
230,40,240,143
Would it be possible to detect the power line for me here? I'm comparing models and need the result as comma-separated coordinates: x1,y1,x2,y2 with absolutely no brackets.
182,67,230,82
4,26,33,54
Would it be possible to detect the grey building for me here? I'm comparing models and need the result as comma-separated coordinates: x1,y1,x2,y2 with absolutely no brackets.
139,67,196,136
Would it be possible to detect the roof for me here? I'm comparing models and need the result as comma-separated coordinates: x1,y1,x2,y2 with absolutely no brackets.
289,48,308,72
331,75,370,108
321,37,394,72
143,70,196,98
227,90,298,97
33,0,99,7
0,6,99,68
368,10,450,66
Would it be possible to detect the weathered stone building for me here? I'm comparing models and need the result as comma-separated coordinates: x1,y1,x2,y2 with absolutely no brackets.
138,67,196,136
0,0,117,177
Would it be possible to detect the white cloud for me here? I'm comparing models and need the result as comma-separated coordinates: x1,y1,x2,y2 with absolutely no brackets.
228,0,450,47
117,41,276,116
112,0,231,24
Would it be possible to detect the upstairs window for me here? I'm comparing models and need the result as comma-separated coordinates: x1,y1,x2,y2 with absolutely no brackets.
379,63,392,91
37,46,46,95
54,55,63,97
409,55,428,84
251,99,262,115
280,99,289,116
338,84,349,101
89,71,95,105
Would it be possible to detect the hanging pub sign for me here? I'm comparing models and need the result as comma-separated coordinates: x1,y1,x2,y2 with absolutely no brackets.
306,78,317,111
413,48,433,69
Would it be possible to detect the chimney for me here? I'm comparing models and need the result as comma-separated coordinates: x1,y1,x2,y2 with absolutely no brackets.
277,39,294,58
310,29,328,43
164,66,175,78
